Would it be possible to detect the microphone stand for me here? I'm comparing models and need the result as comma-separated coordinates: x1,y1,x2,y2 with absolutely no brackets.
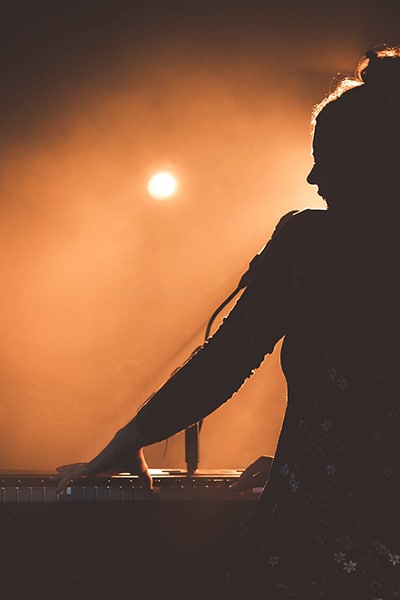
184,421,200,476
184,277,252,475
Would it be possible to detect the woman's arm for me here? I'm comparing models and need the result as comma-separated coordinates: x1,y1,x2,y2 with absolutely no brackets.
53,209,315,493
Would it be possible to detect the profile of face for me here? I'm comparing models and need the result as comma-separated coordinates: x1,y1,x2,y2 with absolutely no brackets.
306,122,366,207
307,47,400,208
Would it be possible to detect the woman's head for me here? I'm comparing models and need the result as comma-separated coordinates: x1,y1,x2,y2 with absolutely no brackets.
307,45,400,207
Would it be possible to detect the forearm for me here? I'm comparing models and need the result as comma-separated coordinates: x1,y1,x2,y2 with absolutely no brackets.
135,348,256,444
85,417,145,474
136,295,283,445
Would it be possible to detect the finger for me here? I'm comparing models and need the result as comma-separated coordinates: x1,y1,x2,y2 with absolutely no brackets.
55,468,82,493
56,475,71,494
56,463,86,472
54,466,87,493
138,469,153,491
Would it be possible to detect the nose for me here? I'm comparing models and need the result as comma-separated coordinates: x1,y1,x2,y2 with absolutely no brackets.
307,164,317,185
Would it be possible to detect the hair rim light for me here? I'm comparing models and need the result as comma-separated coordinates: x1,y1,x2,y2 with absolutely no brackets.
310,43,400,133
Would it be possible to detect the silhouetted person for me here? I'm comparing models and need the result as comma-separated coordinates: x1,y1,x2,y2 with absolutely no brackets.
54,45,400,599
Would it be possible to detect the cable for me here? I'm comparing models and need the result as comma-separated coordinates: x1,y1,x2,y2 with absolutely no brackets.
186,282,245,468
204,285,242,340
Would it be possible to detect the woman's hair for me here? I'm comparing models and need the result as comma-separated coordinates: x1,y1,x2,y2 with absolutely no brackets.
311,44,400,129
309,45,400,190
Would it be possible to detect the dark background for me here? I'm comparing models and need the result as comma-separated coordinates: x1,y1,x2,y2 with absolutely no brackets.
0,0,398,472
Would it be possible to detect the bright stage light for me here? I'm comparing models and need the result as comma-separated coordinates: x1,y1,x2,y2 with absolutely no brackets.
147,171,177,200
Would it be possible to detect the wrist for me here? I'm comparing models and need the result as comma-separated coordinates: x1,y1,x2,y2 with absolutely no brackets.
119,417,146,448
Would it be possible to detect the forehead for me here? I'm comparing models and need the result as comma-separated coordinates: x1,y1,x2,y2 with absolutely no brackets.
312,112,361,161
311,123,338,158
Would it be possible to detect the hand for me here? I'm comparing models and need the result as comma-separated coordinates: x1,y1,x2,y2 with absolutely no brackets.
229,455,274,493
53,448,153,494
53,462,90,494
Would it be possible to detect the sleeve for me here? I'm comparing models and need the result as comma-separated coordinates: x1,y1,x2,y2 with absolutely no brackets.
135,209,308,446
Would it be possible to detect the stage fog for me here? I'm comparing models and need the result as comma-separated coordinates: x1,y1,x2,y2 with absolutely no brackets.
1,2,391,471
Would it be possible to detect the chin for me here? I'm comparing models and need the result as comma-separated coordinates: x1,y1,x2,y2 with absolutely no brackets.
317,190,329,203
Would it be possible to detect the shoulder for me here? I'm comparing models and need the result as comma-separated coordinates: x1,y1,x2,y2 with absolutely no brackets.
273,207,328,237
249,208,328,279
265,208,328,255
